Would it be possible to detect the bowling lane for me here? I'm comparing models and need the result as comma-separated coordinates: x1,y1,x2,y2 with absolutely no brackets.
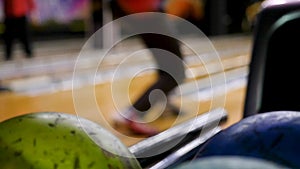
0,34,251,146
0,73,246,146
0,34,251,95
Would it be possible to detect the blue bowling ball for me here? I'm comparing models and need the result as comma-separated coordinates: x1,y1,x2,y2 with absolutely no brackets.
174,156,289,169
196,111,300,168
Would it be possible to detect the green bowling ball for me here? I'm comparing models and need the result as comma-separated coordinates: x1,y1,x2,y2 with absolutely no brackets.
174,156,289,169
0,112,142,169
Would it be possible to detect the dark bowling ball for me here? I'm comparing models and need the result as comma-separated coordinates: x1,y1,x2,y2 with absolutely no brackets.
195,111,300,168
174,156,289,169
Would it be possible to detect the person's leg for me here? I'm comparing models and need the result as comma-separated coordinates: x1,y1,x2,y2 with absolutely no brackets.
113,34,185,136
18,16,33,58
133,33,185,113
3,18,14,61
109,2,185,112
109,2,185,135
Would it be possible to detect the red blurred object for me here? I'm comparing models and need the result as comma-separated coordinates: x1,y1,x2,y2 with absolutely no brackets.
3,0,36,18
112,111,159,136
116,0,161,14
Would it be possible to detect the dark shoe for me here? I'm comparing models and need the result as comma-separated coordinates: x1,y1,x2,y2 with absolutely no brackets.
0,86,12,92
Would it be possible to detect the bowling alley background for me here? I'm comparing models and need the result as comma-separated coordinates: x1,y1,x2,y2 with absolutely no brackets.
4,0,300,168
0,0,260,145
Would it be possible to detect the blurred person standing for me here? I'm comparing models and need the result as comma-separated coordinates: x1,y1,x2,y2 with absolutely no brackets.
2,0,36,61
110,0,204,136
90,0,103,48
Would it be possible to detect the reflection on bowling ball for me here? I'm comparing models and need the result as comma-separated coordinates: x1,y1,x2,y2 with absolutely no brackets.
0,112,142,169
174,156,288,169
195,111,300,168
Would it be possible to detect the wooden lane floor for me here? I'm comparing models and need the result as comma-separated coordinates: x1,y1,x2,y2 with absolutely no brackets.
0,73,247,146
0,34,252,146
0,72,248,147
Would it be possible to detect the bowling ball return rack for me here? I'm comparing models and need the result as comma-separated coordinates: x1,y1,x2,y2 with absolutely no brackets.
128,108,228,169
